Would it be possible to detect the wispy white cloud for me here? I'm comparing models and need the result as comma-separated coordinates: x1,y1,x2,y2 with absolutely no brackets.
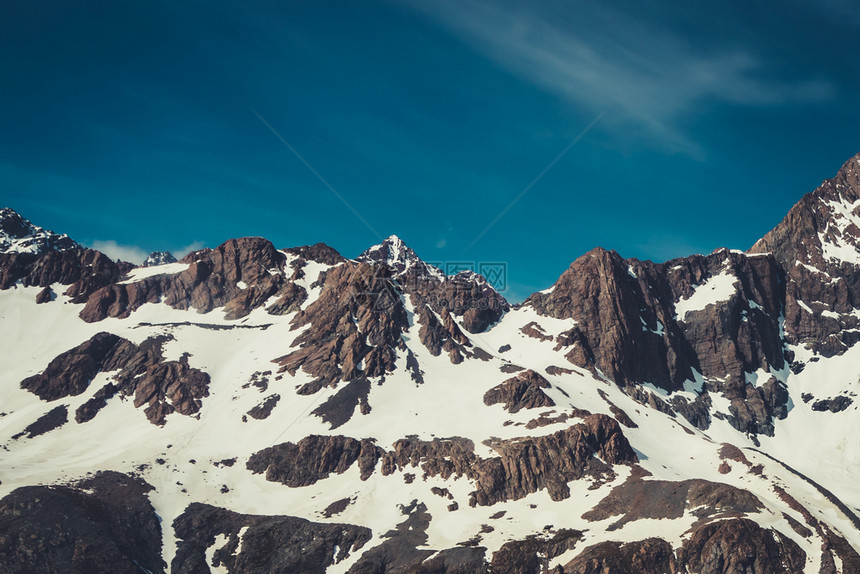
89,240,206,264
416,1,833,153
90,240,149,264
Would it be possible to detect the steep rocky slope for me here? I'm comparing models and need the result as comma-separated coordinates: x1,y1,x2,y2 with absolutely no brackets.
1,154,860,573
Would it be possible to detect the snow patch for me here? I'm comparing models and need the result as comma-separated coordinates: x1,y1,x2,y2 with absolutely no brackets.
674,271,738,319
118,263,190,284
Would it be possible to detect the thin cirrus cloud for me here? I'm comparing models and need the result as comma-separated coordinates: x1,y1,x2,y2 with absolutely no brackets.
89,240,205,265
416,1,833,153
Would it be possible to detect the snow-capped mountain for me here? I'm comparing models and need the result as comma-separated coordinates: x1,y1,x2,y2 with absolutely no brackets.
0,207,78,255
357,234,440,277
3,155,860,573
144,251,178,267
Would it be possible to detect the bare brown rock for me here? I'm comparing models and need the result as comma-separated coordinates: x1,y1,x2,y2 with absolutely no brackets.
172,502,371,574
12,404,68,439
80,237,298,322
20,332,123,400
751,153,860,357
596,389,637,428
132,356,210,425
545,365,575,376
20,332,210,426
35,285,53,303
415,302,472,364
284,242,345,265
246,435,383,486
525,411,573,429
524,245,790,436
529,248,786,390
718,443,751,466
563,538,677,574
0,248,132,301
490,529,582,574
582,473,762,529
246,394,280,420
678,518,806,574
811,395,854,412
471,414,637,506
248,415,634,507
380,436,478,481
483,370,556,413
402,270,508,335
0,471,165,574
520,321,553,342
275,262,407,389
322,497,351,518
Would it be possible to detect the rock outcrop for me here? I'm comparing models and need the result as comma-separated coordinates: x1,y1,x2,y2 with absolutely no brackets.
489,529,582,574
247,435,383,486
582,469,763,529
20,332,210,425
484,370,556,413
12,404,69,439
0,247,133,300
678,518,806,574
0,471,164,574
172,502,372,574
472,415,637,506
564,519,807,573
21,332,123,401
247,415,636,506
563,538,677,574
275,261,408,390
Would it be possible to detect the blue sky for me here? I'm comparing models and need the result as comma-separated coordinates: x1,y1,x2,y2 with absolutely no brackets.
3,1,860,301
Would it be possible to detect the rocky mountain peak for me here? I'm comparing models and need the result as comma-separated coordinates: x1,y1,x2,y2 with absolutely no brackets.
142,251,177,267
750,152,860,269
0,208,78,255
357,234,439,277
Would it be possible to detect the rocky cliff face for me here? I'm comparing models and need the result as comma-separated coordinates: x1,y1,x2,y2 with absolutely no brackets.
524,246,789,436
750,153,860,357
526,247,785,391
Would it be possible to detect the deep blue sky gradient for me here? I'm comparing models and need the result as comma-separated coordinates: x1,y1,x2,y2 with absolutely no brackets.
3,1,860,300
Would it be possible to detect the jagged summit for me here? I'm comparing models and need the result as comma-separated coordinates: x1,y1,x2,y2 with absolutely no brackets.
357,234,443,278
750,152,860,268
0,208,78,255
143,251,177,267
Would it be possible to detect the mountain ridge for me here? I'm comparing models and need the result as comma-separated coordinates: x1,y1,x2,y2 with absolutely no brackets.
2,153,860,573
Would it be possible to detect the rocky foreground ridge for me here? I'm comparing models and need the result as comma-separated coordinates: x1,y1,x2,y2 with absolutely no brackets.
2,155,860,572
